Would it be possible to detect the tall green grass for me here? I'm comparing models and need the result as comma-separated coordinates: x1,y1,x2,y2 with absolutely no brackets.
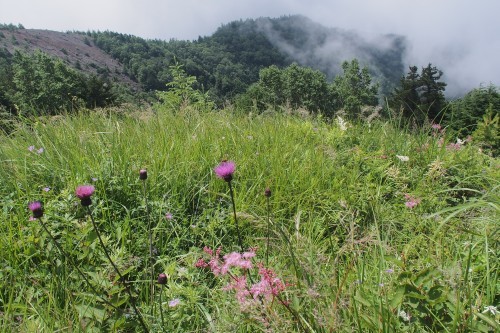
0,107,498,332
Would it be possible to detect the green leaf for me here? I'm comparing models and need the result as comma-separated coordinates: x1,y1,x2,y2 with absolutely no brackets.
397,271,413,281
414,267,440,287
475,312,500,331
354,294,372,307
390,285,406,308
75,303,106,322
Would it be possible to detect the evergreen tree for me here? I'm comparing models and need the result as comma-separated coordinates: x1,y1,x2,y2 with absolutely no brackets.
419,64,447,121
390,64,446,125
446,84,500,136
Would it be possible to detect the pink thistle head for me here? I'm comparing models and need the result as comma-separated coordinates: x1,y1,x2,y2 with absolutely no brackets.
76,185,95,206
214,160,236,182
28,201,43,218
405,201,419,209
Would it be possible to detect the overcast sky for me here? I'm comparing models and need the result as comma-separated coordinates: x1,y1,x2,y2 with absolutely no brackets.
1,0,499,96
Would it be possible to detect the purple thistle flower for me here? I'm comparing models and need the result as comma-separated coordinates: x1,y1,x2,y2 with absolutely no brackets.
28,201,43,218
28,145,35,152
165,212,173,220
37,148,44,154
43,187,50,192
76,185,95,206
214,160,236,182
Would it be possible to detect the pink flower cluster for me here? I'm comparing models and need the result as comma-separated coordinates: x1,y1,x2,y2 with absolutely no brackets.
195,246,254,276
196,247,287,307
438,136,472,151
404,194,421,209
446,142,462,151
223,264,287,306
431,123,445,137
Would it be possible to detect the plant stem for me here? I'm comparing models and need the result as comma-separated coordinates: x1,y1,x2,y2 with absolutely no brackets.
143,180,155,313
86,207,149,332
159,284,165,328
37,217,120,311
228,181,243,251
266,195,270,266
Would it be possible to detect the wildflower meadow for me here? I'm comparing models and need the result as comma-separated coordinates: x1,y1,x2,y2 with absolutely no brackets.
0,108,498,332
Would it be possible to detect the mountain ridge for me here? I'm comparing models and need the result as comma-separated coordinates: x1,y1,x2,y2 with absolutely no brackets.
0,16,406,99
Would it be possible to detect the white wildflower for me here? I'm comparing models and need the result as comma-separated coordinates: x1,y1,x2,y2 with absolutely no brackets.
456,137,465,145
482,305,498,315
399,310,411,322
396,155,410,162
337,116,348,131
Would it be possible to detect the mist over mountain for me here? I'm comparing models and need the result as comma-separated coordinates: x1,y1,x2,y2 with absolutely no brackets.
253,16,406,90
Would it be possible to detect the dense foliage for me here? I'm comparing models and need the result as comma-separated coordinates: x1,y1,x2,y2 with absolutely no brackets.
238,59,379,117
240,63,332,114
446,84,500,136
0,50,116,127
332,59,379,116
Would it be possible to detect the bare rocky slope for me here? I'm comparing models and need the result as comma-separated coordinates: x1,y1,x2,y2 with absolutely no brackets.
0,28,139,90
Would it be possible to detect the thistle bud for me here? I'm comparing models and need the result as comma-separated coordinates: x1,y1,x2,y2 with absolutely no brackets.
157,273,168,285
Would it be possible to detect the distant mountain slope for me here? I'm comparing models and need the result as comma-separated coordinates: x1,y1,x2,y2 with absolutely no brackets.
0,15,406,100
0,27,139,89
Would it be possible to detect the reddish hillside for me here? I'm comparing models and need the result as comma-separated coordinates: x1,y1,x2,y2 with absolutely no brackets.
0,28,139,90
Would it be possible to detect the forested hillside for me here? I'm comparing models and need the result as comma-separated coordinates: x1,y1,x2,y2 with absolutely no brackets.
0,16,405,105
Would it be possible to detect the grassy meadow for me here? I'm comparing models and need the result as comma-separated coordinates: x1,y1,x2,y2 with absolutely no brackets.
0,107,498,332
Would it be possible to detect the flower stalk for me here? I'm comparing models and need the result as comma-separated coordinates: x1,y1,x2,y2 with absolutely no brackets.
76,185,149,332
28,202,120,311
